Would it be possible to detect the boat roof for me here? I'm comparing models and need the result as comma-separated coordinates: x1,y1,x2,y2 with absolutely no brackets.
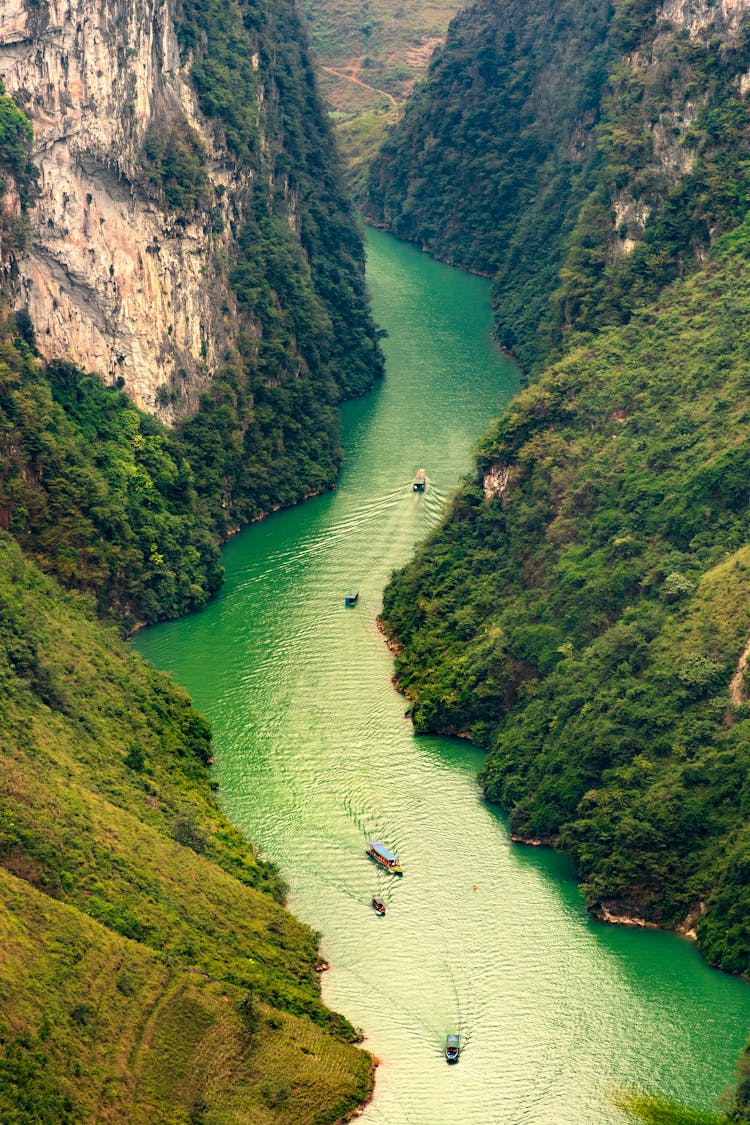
368,840,399,862
446,1034,460,1045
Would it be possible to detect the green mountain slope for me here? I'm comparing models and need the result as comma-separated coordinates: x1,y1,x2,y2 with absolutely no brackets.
161,0,384,534
0,331,224,628
380,218,750,975
0,531,371,1121
0,37,376,1123
367,0,750,371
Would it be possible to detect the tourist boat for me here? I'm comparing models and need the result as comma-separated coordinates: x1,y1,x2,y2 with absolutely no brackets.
445,1034,460,1063
366,840,403,875
413,468,427,491
372,894,387,916
344,589,359,607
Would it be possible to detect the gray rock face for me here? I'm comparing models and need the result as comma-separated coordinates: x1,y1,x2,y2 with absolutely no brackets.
0,0,244,419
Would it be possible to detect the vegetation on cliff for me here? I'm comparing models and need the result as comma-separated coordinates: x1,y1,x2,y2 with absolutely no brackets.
0,79,37,210
380,219,750,983
367,0,750,372
0,36,374,1125
0,533,372,1122
0,326,223,627
0,95,225,630
147,0,386,535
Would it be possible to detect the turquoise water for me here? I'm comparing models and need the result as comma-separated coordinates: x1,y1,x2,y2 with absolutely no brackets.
135,228,750,1124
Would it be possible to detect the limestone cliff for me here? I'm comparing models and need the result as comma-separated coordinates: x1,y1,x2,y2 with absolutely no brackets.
0,0,244,419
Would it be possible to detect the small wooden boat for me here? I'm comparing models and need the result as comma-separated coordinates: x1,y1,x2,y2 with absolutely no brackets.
445,1034,460,1063
366,840,403,875
344,589,359,607
413,469,426,492
372,894,386,916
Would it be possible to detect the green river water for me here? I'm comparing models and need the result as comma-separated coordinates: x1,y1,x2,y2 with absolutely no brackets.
135,228,750,1124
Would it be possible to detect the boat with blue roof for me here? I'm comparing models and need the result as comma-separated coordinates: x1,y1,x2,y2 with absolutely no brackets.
366,840,403,875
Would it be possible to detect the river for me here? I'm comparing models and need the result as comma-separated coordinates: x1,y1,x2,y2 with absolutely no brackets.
135,227,750,1124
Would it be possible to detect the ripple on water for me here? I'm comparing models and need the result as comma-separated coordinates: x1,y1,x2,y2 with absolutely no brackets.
135,229,750,1125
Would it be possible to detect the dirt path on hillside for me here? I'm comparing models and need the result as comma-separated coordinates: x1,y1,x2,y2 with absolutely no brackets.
320,65,400,105
729,636,750,706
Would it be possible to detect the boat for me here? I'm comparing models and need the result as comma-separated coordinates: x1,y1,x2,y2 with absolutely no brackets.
344,589,359,607
413,468,426,492
366,840,403,875
445,1034,460,1063
372,894,387,916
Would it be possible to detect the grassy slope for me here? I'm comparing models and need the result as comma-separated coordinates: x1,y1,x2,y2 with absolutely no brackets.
299,0,459,197
380,218,750,974
0,532,371,1122
301,0,457,104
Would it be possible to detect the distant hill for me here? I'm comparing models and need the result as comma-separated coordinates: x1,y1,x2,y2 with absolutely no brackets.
299,0,459,197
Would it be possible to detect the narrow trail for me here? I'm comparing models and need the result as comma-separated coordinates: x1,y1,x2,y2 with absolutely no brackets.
319,65,400,106
729,635,750,706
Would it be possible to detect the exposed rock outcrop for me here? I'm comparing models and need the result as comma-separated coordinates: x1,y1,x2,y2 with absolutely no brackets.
0,0,239,419
659,0,750,38
483,462,513,501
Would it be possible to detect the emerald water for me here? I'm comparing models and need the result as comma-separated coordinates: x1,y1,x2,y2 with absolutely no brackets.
135,228,750,1124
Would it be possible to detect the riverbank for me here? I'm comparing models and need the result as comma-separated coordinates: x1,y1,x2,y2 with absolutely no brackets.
134,228,750,1124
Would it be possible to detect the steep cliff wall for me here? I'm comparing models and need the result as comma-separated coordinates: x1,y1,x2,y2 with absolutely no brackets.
373,0,750,991
0,0,240,419
0,0,384,613
380,213,750,976
368,0,750,369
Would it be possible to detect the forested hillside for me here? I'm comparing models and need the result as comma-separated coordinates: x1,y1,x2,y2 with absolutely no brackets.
367,0,750,371
366,0,750,1115
381,217,750,981
371,0,750,986
0,533,372,1122
0,325,225,627
163,0,386,534
0,8,380,1117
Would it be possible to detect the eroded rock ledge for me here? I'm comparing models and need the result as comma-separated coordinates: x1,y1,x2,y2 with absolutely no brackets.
0,0,242,420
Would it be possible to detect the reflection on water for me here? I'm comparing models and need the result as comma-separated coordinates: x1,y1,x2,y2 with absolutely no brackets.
135,229,750,1124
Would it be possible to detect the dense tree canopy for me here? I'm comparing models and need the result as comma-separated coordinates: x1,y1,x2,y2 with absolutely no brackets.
381,217,750,976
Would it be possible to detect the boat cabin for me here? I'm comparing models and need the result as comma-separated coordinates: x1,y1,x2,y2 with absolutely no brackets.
344,589,359,607
372,894,386,916
445,1034,460,1063
413,469,427,492
366,840,403,875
